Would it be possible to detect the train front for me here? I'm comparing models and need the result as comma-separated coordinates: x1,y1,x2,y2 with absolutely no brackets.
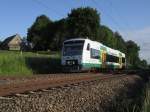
61,39,85,72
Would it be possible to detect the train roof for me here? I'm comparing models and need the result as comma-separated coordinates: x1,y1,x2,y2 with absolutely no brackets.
64,38,88,43
106,47,125,57
64,38,103,46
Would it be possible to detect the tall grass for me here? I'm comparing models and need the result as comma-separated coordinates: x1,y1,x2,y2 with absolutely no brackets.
142,82,150,112
121,80,150,112
0,51,61,76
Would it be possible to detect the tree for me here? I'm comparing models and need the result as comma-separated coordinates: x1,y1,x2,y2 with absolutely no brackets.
98,25,116,48
27,15,52,50
0,40,2,49
139,59,148,69
114,32,127,53
49,19,68,50
67,7,100,40
126,40,140,68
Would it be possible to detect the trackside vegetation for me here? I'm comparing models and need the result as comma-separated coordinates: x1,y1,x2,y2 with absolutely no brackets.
0,51,61,76
142,82,150,112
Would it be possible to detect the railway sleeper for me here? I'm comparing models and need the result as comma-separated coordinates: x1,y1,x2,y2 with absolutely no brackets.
15,93,28,97
41,89,52,92
0,96,13,100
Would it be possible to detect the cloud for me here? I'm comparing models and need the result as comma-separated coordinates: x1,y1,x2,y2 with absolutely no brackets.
121,27,150,64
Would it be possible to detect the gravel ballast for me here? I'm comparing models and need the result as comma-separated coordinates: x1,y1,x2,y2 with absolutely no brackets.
0,75,144,112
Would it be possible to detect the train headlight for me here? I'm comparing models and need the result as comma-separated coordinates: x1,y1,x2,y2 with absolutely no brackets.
73,61,75,65
67,61,70,64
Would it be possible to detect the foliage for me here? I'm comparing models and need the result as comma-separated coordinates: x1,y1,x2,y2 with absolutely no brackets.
114,32,127,53
126,40,140,68
0,51,61,76
139,59,148,69
27,7,100,50
67,7,100,40
27,15,53,50
50,19,68,50
98,25,116,48
142,82,150,112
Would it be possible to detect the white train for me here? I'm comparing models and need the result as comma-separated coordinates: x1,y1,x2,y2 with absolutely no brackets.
61,38,126,72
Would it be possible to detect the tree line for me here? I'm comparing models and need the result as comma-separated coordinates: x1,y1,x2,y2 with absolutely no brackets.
27,7,148,68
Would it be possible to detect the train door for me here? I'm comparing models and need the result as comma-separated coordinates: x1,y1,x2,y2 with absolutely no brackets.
119,56,122,69
101,51,106,68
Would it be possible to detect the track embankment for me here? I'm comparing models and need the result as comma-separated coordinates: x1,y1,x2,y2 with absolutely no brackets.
0,73,125,96
0,73,145,112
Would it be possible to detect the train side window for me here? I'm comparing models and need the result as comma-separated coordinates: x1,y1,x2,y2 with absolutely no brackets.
122,58,125,63
91,48,100,59
87,43,90,51
106,54,119,63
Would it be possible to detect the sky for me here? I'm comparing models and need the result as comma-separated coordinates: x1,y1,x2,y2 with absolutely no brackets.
0,0,150,63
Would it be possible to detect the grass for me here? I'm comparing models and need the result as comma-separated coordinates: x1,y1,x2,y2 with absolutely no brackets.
142,82,150,112
0,50,61,76
120,80,150,112
108,75,149,112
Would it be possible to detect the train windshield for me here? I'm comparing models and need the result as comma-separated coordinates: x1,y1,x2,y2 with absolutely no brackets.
63,40,85,56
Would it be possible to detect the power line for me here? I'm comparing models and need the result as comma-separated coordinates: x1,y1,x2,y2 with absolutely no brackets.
106,0,139,40
32,0,129,35
106,0,133,31
31,0,64,18
99,0,138,40
92,0,125,33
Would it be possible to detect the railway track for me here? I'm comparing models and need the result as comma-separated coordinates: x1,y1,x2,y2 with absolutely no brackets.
0,73,129,97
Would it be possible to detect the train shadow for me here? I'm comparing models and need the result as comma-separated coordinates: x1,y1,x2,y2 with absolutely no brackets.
25,57,62,74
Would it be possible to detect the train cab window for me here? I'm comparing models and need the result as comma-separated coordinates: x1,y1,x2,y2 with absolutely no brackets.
87,43,90,51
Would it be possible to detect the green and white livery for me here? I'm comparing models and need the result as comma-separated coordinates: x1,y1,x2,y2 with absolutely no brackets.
61,38,126,72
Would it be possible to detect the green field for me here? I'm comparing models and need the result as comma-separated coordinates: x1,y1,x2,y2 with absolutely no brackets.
0,51,61,76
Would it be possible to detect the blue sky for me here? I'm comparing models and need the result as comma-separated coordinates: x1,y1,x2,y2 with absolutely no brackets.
0,0,150,62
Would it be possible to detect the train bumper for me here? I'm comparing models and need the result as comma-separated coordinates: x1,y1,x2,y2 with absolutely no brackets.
62,65,83,72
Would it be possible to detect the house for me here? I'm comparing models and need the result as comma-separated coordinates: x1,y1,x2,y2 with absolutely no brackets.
1,34,22,50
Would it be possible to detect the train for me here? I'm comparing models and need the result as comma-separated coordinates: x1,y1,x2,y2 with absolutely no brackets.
61,38,126,72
